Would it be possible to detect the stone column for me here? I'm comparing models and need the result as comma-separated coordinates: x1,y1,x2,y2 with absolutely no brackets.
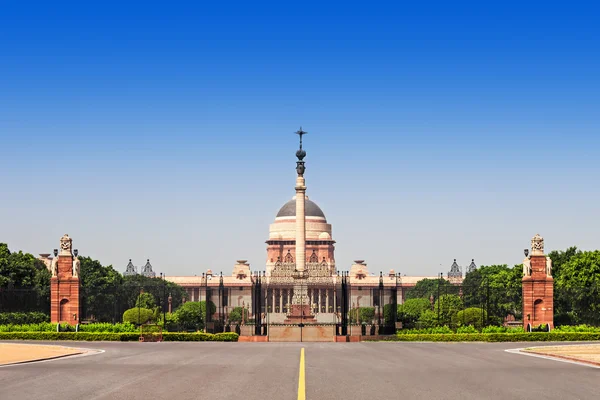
279,289,283,313
50,234,80,325
522,234,554,330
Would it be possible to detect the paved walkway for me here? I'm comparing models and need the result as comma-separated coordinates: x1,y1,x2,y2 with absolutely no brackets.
0,343,84,365
524,344,600,366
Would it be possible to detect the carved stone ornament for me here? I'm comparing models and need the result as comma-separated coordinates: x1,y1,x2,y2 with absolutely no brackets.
60,234,73,256
531,233,544,256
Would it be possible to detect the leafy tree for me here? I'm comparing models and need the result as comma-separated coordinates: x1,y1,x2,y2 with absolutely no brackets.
120,274,188,316
0,244,50,314
122,307,154,325
453,307,487,329
135,292,156,309
548,246,581,324
417,310,438,328
228,306,248,323
175,301,204,331
405,278,454,301
79,256,122,322
397,298,431,328
0,244,48,289
554,250,600,325
434,294,463,326
462,264,521,324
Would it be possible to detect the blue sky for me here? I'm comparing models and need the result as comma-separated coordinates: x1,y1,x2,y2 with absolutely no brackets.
1,2,599,277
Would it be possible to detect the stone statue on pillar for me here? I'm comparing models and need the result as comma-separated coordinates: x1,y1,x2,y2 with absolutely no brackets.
546,256,553,277
51,256,59,277
73,256,81,278
522,257,531,277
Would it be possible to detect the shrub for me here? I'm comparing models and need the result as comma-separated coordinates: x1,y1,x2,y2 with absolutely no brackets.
123,308,155,325
433,294,463,326
349,307,376,324
214,332,239,341
453,307,487,330
397,298,431,328
456,325,478,334
397,326,453,335
0,332,140,341
0,312,49,325
417,310,438,328
0,322,56,332
175,302,205,331
228,307,248,323
553,324,600,333
0,331,239,341
79,322,137,333
386,332,600,342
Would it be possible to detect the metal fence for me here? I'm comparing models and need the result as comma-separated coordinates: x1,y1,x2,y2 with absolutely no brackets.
1,280,599,330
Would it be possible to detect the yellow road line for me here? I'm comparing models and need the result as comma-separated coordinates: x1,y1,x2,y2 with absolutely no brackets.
298,347,306,400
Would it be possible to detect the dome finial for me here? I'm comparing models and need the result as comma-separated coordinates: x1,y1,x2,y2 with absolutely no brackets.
295,127,307,175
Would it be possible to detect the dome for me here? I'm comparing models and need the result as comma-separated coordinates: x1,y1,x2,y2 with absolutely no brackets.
276,197,326,220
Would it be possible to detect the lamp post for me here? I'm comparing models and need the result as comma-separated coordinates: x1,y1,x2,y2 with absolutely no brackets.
437,272,443,325
378,271,383,332
160,272,166,327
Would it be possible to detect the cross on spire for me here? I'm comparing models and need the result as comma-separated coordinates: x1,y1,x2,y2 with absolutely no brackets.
295,127,307,150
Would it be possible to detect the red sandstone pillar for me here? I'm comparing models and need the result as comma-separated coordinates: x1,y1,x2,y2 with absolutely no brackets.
522,234,554,330
50,234,81,325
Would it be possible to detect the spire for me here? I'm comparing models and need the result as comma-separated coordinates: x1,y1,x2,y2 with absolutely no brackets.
295,127,307,176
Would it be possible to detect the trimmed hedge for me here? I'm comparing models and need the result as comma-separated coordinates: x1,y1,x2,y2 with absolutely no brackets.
383,332,600,342
0,312,49,325
0,332,239,342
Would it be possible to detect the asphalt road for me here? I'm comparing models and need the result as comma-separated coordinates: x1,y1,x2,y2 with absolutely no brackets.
1,341,598,400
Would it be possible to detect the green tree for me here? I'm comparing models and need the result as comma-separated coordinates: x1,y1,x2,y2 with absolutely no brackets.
548,246,581,324
120,274,188,315
554,250,600,325
0,244,50,314
78,256,122,322
122,307,155,325
135,292,156,309
462,264,521,325
434,294,463,326
453,307,487,329
397,298,431,328
417,309,438,328
405,278,454,301
175,301,204,331
228,306,248,323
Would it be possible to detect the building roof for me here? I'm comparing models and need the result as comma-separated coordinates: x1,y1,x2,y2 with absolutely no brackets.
276,197,326,220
